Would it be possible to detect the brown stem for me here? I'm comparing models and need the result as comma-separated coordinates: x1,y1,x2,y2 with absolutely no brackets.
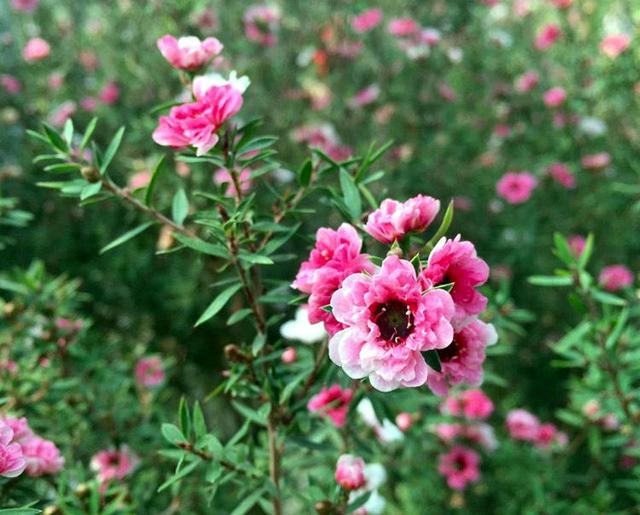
178,442,260,478
267,412,282,515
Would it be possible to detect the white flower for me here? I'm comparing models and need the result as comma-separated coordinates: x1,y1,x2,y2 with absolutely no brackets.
447,47,464,63
356,399,404,444
578,117,607,137
279,307,326,344
349,464,387,515
193,70,251,97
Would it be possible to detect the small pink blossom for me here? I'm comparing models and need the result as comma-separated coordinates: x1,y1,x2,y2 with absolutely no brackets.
548,163,576,188
395,412,413,431
543,87,567,108
443,390,494,420
599,265,634,291
568,235,586,257
348,84,380,109
91,446,139,484
11,0,39,11
480,0,500,5
0,423,25,478
387,18,419,37
213,168,252,198
582,399,600,418
351,8,383,33
23,37,50,62
496,172,538,204
438,83,457,102
152,84,243,156
364,195,440,244
79,51,99,72
515,71,539,93
157,35,223,70
99,81,120,104
335,454,366,490
0,75,21,94
506,409,539,440
21,437,64,476
600,34,631,59
244,5,281,47
307,384,353,427
281,347,297,364
48,101,77,128
135,356,165,388
1,417,33,443
80,97,98,112
128,170,151,190
421,236,490,321
534,423,566,449
453,196,472,211
48,72,64,91
535,24,561,50
426,319,497,396
551,0,572,7
329,256,455,391
438,446,480,490
581,152,611,170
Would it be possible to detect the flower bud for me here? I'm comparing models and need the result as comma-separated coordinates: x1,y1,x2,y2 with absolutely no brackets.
81,166,101,183
224,344,248,363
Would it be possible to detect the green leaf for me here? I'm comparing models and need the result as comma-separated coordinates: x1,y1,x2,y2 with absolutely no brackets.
26,129,51,146
229,487,267,515
231,401,268,426
528,275,573,287
236,136,278,155
44,163,81,173
63,119,74,146
161,423,187,445
553,233,574,265
591,289,627,306
178,397,191,440
172,189,189,226
192,402,207,439
239,251,274,265
173,233,229,259
157,460,200,492
251,333,266,355
578,233,594,269
100,126,125,175
80,117,98,151
80,181,102,200
605,308,629,350
423,200,454,251
43,123,68,152
347,491,372,513
339,168,362,221
554,321,592,352
423,349,442,373
279,370,309,404
227,308,252,326
144,154,166,206
195,283,243,327
0,509,41,515
298,159,312,187
99,222,154,254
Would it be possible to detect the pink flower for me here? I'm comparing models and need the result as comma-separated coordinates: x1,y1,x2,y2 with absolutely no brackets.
0,423,26,478
48,101,77,128
464,423,499,451
128,170,151,190
352,8,383,33
535,24,561,50
281,346,297,364
435,422,462,442
79,50,99,72
135,356,165,388
426,319,497,396
81,97,98,112
157,35,223,70
444,390,494,420
244,5,281,47
1,417,33,443
213,168,252,198
568,235,586,257
438,446,480,490
515,71,539,93
0,75,21,94
480,0,500,5
387,18,419,37
600,34,631,59
91,446,139,484
292,224,374,335
329,256,455,391
581,152,611,170
496,172,538,204
152,84,243,156
11,0,39,11
421,236,490,321
23,37,50,62
307,384,353,427
543,87,567,108
506,409,539,440
335,454,366,490
21,437,64,476
395,412,413,431
364,195,440,244
551,0,572,7
534,423,562,449
348,84,380,109
48,72,64,91
438,83,457,102
599,265,634,291
548,163,576,188
99,81,120,104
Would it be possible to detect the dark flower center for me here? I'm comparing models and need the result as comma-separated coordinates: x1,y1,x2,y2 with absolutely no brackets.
454,455,466,471
373,300,414,344
438,337,460,363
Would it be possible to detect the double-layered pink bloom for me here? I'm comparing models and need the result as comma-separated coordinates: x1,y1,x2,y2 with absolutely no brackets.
496,172,538,204
544,87,567,108
335,454,366,490
157,35,223,70
307,384,353,427
21,437,64,476
548,163,576,189
442,390,494,420
387,18,419,37
329,256,455,391
292,224,373,335
23,37,50,62
535,24,561,50
438,446,480,490
135,356,165,388
506,409,540,440
600,34,631,59
91,446,139,484
351,8,383,33
152,83,243,156
515,71,539,93
364,195,440,244
599,265,634,291
0,423,26,478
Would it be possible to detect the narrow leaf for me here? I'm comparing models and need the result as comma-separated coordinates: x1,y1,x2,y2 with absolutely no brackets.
172,189,189,226
195,283,243,327
100,126,125,175
99,222,154,254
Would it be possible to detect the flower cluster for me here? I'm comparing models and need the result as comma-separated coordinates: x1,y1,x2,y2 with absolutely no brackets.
506,409,567,450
